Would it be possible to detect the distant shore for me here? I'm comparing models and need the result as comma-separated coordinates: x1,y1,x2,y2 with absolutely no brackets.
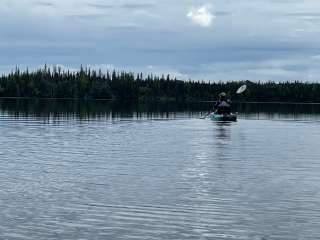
1,66,320,103
1,97,320,105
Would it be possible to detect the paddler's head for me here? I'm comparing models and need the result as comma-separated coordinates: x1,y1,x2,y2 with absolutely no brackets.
219,92,226,100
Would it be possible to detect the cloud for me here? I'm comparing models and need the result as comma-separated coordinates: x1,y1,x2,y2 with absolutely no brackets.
3,0,320,82
87,3,115,9
187,5,215,27
144,65,188,79
214,11,231,16
69,13,107,21
86,64,116,73
2,53,320,82
87,3,156,10
33,1,55,7
121,3,156,10
177,55,320,82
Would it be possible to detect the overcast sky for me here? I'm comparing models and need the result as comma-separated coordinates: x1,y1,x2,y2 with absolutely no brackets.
1,0,320,81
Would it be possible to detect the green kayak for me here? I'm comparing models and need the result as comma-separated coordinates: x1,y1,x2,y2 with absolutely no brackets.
209,113,237,122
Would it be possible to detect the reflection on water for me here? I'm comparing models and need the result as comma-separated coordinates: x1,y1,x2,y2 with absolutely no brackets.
0,99,320,239
235,102,320,120
0,99,209,121
0,99,320,121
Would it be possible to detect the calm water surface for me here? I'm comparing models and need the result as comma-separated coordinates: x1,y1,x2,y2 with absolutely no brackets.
0,100,320,239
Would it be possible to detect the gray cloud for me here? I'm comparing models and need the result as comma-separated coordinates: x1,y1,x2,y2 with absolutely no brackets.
1,0,320,81
286,12,320,17
87,2,156,10
32,1,56,7
214,11,231,16
87,3,115,9
120,3,156,10
69,13,107,21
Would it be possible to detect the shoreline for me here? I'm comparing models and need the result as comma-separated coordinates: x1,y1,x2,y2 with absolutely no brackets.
1,97,320,105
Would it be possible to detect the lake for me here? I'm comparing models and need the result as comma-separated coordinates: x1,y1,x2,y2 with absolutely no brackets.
0,99,320,240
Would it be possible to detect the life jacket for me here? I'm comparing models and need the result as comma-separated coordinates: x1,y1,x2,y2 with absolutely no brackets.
216,100,231,114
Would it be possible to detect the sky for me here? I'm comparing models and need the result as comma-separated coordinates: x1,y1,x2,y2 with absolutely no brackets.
1,0,320,81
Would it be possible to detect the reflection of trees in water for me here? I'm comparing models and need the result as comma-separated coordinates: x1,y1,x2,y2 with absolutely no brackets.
0,99,211,120
235,102,320,120
1,99,320,121
235,102,320,114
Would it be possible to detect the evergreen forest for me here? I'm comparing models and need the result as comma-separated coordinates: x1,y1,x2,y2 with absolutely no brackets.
1,66,320,103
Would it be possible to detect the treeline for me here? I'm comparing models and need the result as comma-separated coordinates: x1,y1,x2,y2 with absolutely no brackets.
1,66,320,102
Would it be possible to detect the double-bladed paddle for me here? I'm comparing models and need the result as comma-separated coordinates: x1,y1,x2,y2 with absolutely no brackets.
200,84,247,119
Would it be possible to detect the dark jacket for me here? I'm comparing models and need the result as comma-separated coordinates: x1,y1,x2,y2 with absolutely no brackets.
214,100,231,114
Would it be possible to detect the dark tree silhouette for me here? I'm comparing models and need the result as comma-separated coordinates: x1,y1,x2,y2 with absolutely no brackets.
0,66,320,102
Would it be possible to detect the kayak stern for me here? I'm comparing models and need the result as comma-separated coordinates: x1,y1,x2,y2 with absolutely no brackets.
209,113,237,122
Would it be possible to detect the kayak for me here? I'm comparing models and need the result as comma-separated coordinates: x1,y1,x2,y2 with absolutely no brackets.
210,113,237,122
209,113,237,122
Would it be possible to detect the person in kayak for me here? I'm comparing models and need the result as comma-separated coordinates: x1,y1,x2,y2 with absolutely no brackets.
214,92,231,114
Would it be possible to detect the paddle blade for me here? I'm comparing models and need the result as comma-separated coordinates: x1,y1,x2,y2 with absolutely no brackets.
236,85,247,94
